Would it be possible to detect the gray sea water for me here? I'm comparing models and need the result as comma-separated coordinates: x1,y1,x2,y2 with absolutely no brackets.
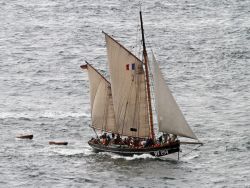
1,0,250,187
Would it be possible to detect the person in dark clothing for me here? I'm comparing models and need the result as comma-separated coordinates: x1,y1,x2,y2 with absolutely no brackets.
103,133,107,139
114,134,121,144
145,137,154,147
106,135,111,145
158,135,163,144
133,137,140,147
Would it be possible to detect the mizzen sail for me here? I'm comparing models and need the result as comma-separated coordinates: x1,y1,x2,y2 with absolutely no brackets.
151,54,198,140
81,63,116,133
104,33,150,138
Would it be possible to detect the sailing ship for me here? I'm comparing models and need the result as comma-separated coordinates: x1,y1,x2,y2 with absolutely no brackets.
81,11,202,158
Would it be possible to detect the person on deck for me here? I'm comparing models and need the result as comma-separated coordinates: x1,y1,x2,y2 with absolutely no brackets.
158,135,163,144
163,133,169,143
109,133,115,144
100,133,107,145
171,134,177,142
140,140,146,147
127,137,132,146
106,134,111,145
145,137,154,147
111,133,115,139
133,137,140,147
114,134,121,144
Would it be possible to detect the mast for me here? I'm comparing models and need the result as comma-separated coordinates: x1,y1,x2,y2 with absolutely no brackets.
140,11,155,140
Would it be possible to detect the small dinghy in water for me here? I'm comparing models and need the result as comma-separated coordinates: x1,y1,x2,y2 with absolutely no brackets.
16,134,33,139
49,141,68,145
80,11,202,158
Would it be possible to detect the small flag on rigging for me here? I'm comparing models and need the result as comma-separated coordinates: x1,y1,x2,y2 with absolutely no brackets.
126,63,135,70
80,64,88,69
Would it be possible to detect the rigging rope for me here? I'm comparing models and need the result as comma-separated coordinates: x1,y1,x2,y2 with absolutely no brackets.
181,144,202,158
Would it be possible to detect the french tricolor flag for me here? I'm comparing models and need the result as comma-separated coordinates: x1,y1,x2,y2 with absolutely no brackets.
126,63,135,70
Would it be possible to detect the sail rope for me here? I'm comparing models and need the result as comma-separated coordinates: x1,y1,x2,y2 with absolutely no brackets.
131,21,142,60
133,69,140,137
147,47,159,136
181,144,202,158
120,80,134,137
103,83,109,131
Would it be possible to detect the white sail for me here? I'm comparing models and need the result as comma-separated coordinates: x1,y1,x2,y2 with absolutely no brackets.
104,33,150,138
81,64,116,133
152,54,198,140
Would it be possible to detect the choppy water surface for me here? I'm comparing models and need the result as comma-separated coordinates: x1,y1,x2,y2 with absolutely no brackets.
0,0,249,187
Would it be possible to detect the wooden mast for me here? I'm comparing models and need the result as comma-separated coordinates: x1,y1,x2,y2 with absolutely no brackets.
140,11,155,140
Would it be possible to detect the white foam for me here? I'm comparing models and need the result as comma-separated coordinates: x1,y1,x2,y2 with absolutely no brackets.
45,145,94,157
109,153,156,160
45,147,84,156
0,111,89,119
181,153,200,161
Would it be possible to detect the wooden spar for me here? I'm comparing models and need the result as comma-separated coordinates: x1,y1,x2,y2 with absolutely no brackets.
180,141,204,145
82,61,111,84
49,141,68,145
93,128,99,138
140,11,155,140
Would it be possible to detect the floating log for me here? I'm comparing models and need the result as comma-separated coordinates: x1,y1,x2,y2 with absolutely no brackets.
16,134,33,139
49,141,68,145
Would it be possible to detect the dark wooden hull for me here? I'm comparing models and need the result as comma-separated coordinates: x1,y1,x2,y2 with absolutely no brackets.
88,140,180,157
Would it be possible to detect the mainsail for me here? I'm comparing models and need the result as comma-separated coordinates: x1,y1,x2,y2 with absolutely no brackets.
81,63,116,133
104,33,150,138
151,54,198,140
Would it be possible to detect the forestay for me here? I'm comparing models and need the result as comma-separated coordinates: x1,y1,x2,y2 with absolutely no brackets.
104,33,150,138
81,63,116,133
151,54,198,140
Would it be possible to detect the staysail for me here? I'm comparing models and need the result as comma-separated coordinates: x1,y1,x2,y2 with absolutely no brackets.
81,63,116,133
151,54,198,140
104,32,150,138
